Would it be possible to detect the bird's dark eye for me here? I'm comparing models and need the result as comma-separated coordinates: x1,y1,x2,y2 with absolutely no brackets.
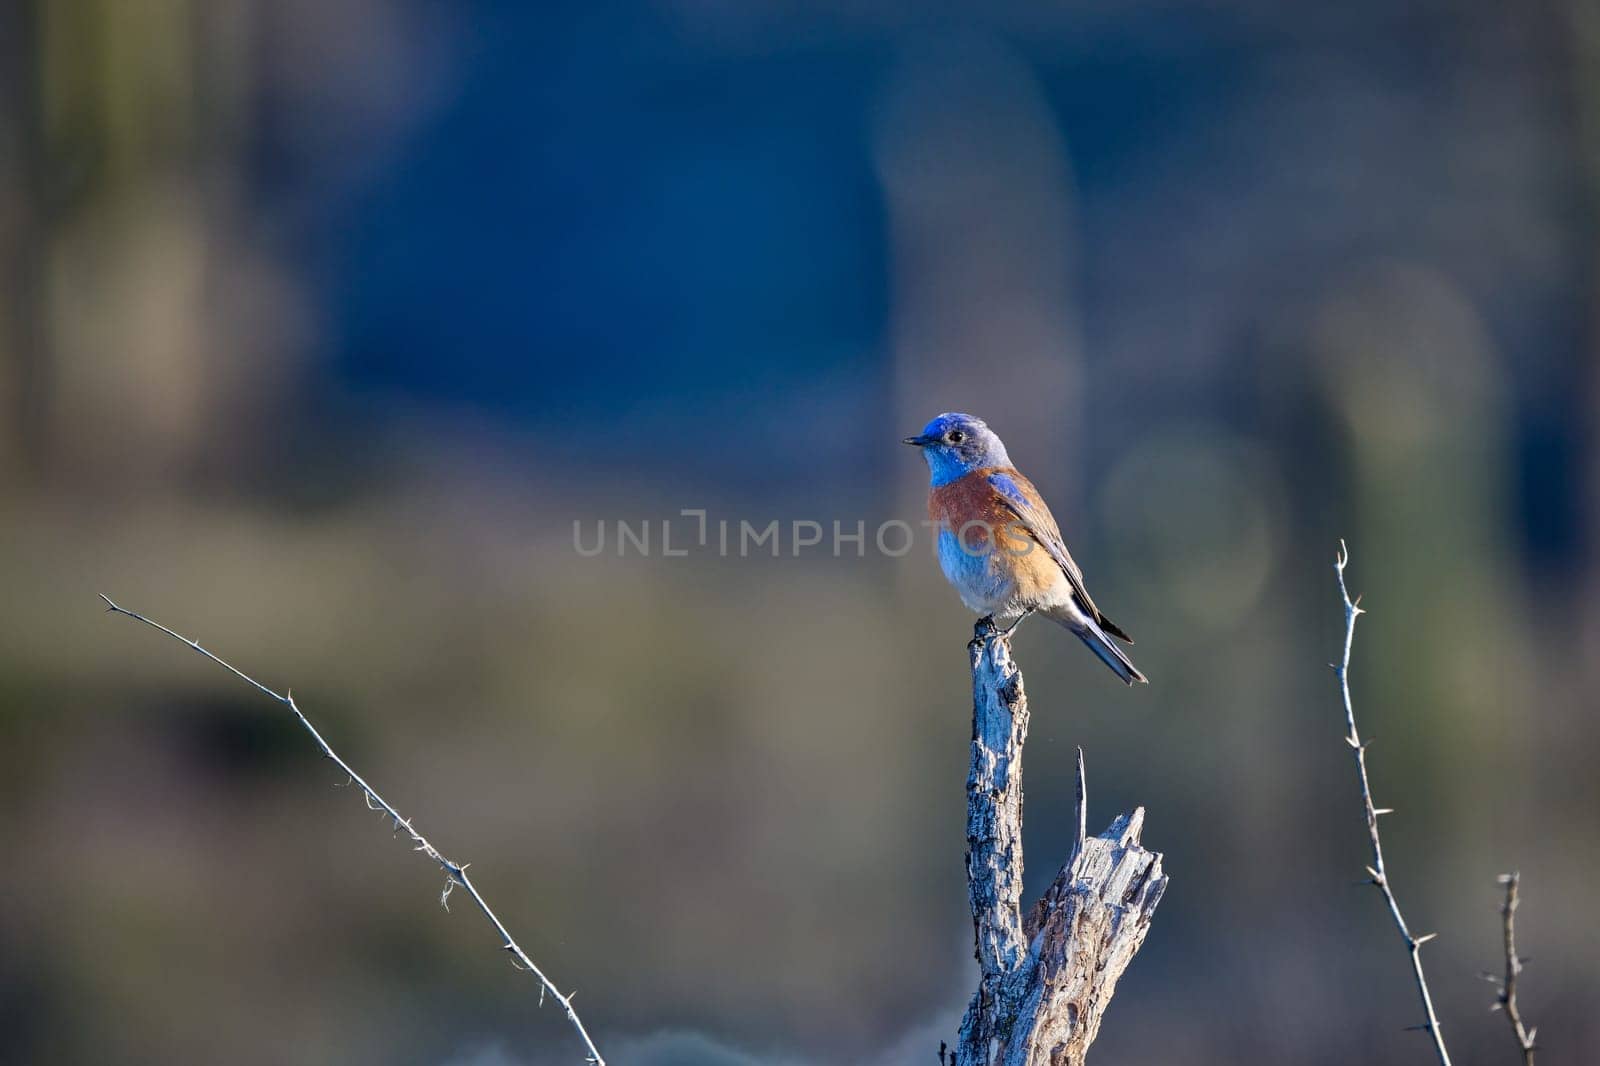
948,430,966,444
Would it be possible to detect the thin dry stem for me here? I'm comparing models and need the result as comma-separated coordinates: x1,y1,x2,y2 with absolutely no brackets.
1333,543,1451,1066
1072,745,1087,863
1491,872,1537,1065
100,595,606,1066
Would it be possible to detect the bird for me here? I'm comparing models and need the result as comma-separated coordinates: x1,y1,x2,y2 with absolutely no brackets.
904,412,1147,685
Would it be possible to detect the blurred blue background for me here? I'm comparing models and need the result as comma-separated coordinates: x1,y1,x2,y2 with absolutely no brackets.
2,1,1598,1063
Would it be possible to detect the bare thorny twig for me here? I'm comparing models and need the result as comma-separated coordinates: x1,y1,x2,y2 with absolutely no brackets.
1486,872,1538,1065
99,595,606,1066
1334,543,1451,1066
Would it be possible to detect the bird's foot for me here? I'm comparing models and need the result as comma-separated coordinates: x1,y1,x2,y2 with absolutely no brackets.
998,607,1036,637
972,609,1033,644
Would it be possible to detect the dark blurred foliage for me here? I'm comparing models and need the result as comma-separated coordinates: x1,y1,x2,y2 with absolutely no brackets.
2,1,1599,1064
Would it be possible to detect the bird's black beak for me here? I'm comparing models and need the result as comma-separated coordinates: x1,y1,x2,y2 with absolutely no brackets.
903,434,935,447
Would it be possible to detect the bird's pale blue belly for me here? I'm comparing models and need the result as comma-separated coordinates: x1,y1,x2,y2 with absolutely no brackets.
937,529,1014,614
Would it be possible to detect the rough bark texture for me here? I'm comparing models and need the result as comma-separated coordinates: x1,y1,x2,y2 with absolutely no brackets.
955,621,1167,1066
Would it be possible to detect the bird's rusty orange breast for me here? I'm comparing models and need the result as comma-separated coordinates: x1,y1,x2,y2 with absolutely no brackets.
928,467,1035,557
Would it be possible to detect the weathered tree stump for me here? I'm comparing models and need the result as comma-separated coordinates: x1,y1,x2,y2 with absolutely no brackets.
954,621,1167,1066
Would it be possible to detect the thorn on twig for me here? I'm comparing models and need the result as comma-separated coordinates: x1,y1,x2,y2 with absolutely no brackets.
1373,808,1395,816
1412,932,1438,947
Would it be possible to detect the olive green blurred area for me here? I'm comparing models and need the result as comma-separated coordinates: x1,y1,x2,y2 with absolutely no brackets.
3,2,1600,1065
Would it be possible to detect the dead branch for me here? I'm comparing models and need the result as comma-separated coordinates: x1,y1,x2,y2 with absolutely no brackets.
1488,872,1537,1065
955,620,1166,1066
1333,543,1451,1066
99,596,606,1065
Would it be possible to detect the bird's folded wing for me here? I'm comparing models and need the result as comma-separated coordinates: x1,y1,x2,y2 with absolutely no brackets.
988,470,1111,627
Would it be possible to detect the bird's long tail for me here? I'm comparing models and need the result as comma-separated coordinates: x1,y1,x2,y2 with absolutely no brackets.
1065,616,1147,686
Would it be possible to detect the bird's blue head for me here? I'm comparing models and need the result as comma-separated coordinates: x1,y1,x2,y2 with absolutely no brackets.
903,413,1012,486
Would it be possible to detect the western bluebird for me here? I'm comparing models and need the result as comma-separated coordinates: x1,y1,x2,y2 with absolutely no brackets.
905,412,1147,685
